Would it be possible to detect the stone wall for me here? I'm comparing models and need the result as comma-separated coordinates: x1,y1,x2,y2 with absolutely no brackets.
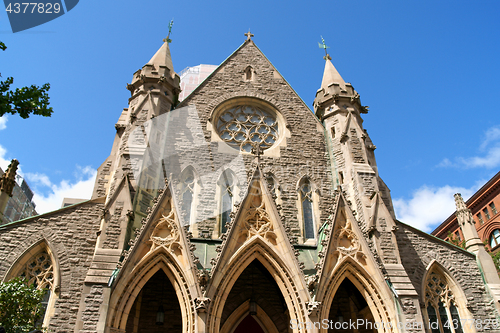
177,41,335,242
396,223,499,328
0,201,103,332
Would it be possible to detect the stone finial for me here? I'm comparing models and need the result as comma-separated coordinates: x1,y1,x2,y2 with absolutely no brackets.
244,29,254,41
454,193,467,211
0,159,19,196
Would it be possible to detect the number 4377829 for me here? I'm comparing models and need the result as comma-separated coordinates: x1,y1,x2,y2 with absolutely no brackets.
6,3,61,14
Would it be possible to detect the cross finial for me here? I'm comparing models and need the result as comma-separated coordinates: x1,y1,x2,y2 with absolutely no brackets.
244,29,254,41
163,19,174,44
318,35,331,60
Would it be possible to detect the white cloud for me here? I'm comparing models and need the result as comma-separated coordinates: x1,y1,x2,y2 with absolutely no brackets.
27,166,97,214
0,116,7,130
438,125,500,169
0,143,96,215
393,184,479,233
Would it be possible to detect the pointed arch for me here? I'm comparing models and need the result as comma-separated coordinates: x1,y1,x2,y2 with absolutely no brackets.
3,238,60,327
220,300,279,333
318,257,396,332
107,250,196,332
421,260,473,333
297,176,319,244
207,236,308,333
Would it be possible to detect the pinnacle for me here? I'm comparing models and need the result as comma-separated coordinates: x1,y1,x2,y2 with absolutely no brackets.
146,41,174,73
321,57,346,92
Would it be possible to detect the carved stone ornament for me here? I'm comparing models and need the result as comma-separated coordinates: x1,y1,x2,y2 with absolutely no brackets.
332,219,360,260
149,210,181,252
197,270,209,293
306,301,321,316
195,297,211,313
243,193,276,242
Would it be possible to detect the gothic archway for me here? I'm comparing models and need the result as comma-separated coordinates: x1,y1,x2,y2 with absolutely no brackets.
219,260,286,333
108,253,196,332
327,278,376,333
208,237,307,333
318,259,395,333
4,239,60,327
125,270,182,332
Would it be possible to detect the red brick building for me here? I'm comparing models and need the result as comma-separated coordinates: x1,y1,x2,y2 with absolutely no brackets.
432,171,500,252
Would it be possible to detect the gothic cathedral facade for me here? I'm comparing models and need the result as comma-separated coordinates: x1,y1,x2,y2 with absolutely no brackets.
0,35,499,333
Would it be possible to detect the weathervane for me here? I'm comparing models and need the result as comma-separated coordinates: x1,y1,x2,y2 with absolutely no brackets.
244,29,254,41
163,19,174,44
318,36,331,60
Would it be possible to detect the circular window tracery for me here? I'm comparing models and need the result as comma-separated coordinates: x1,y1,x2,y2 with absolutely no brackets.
216,105,279,152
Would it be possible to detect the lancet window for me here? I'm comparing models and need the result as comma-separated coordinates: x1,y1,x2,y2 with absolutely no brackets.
180,168,196,226
424,269,463,333
220,171,235,234
299,178,315,240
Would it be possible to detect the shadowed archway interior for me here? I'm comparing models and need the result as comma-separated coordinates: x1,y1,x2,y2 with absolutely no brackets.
125,270,182,333
221,259,289,333
328,278,376,333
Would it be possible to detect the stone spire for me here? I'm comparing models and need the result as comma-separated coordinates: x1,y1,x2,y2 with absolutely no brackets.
146,41,175,74
320,57,346,92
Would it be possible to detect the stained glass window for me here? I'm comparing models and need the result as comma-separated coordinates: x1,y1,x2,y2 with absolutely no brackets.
216,105,278,152
18,249,54,326
424,270,464,333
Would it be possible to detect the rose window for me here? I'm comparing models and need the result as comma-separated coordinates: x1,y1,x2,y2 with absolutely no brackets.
216,105,279,152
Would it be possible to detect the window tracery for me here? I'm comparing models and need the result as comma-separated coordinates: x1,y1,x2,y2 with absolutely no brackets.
216,105,278,152
19,250,54,290
17,249,55,326
424,270,463,333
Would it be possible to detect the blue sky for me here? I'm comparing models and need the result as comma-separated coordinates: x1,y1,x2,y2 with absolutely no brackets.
0,0,499,232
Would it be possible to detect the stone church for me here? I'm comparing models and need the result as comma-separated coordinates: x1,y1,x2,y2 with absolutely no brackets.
0,32,499,333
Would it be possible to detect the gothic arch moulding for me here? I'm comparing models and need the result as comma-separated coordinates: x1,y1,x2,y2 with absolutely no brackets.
107,194,200,333
219,300,279,333
318,258,396,333
3,238,61,327
107,251,196,332
421,260,474,333
207,237,308,333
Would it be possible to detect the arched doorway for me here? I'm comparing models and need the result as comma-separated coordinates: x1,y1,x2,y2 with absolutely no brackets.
328,279,376,333
125,270,182,333
220,260,288,333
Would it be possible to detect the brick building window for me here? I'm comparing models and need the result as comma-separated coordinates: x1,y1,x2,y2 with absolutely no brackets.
490,202,497,215
490,229,500,249
477,213,484,225
424,269,464,333
483,208,491,220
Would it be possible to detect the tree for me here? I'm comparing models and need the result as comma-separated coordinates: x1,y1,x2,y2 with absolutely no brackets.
0,277,46,332
0,41,53,119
